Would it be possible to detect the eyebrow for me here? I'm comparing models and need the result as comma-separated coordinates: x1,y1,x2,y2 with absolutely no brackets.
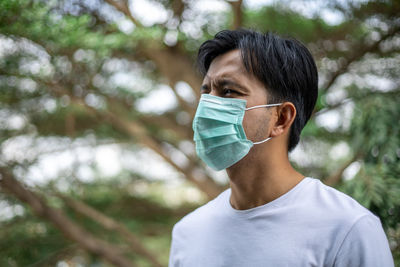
201,77,249,92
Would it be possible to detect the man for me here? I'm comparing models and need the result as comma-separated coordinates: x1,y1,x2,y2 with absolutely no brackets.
168,29,394,267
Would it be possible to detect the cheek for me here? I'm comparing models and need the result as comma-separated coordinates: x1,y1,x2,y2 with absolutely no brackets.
242,111,272,139
242,111,261,137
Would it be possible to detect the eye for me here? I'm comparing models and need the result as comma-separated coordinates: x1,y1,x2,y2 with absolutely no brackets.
223,88,237,96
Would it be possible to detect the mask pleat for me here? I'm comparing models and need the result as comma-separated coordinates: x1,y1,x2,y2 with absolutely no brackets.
195,135,248,151
193,124,237,141
195,111,241,124
202,103,243,114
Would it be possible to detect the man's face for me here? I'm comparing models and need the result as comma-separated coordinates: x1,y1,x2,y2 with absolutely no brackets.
200,49,276,145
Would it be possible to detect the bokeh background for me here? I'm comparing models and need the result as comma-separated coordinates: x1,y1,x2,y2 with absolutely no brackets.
0,0,399,266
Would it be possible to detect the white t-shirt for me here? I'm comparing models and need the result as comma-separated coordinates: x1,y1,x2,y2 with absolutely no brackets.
169,177,394,267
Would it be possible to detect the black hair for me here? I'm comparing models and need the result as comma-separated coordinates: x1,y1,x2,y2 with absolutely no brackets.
197,29,318,152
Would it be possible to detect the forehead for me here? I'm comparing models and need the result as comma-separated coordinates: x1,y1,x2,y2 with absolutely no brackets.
203,49,265,92
204,49,245,81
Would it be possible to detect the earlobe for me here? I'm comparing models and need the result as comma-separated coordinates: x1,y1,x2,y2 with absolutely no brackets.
270,102,296,137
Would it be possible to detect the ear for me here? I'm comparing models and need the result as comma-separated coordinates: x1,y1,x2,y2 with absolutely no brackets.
270,102,296,137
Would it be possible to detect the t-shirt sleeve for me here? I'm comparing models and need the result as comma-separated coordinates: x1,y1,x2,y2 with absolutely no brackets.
333,214,394,267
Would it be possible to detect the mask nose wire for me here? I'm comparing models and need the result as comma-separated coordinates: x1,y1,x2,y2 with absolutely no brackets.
244,103,282,145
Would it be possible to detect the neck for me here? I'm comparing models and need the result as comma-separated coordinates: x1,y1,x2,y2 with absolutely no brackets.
226,143,304,210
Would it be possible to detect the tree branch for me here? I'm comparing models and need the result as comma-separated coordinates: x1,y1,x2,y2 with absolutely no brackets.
312,82,400,119
138,114,192,141
228,0,243,30
0,167,135,267
91,106,222,199
16,74,221,199
55,193,163,267
2,72,221,200
321,25,400,95
139,47,203,99
104,0,143,27
323,152,362,186
112,47,202,118
168,81,197,117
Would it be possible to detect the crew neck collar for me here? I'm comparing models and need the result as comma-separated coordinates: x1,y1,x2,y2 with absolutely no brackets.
222,177,314,217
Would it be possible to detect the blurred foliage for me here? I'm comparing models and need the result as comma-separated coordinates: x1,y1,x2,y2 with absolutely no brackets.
0,0,399,266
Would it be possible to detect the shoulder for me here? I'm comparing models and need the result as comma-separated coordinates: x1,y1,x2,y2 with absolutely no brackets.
332,212,394,266
304,178,376,222
172,188,229,236
303,178,393,265
300,178,381,245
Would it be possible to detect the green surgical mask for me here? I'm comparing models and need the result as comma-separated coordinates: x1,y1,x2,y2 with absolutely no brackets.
192,94,281,171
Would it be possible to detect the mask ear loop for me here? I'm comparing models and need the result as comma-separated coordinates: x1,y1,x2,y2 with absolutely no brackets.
245,103,282,145
245,103,282,111
253,137,272,145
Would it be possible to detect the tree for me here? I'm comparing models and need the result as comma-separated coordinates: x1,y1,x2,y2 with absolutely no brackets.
0,0,399,265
